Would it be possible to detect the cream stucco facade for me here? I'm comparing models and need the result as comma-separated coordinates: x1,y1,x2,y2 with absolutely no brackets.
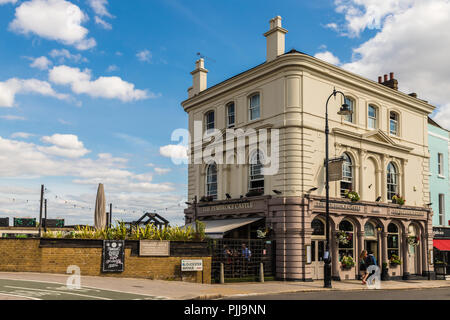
182,16,435,281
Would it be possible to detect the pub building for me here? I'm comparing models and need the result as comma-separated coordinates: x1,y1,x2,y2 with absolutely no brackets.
183,16,435,281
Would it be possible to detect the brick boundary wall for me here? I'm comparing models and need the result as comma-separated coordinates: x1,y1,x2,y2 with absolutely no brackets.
0,239,211,284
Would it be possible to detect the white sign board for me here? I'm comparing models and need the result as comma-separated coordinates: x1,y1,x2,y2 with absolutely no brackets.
181,259,203,271
139,240,170,256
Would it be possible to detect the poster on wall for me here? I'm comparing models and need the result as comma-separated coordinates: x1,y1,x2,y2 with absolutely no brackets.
102,240,125,273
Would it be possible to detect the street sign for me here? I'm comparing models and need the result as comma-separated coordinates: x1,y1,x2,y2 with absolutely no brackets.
181,259,203,271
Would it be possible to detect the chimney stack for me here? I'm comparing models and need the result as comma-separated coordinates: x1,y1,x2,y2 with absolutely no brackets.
380,72,398,91
378,76,382,83
189,58,208,97
263,16,288,62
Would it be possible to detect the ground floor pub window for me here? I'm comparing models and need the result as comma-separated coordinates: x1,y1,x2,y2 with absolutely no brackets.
387,223,400,259
338,220,354,261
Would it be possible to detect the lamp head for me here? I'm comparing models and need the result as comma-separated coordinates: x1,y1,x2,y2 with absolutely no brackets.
338,102,353,116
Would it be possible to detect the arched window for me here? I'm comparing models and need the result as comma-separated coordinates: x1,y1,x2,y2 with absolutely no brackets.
312,218,325,236
387,162,398,200
249,93,260,121
205,110,215,131
390,111,399,136
340,153,353,198
338,220,354,261
226,102,235,128
364,222,376,238
387,223,400,260
368,105,377,129
206,163,217,199
344,97,355,123
249,151,264,192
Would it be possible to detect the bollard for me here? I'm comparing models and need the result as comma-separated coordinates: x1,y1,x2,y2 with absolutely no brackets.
259,262,264,283
220,263,225,284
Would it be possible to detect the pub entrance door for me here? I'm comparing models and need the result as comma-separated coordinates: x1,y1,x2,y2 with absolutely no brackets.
311,240,325,280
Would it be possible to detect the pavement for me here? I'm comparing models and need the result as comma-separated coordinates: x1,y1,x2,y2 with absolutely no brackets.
0,272,450,300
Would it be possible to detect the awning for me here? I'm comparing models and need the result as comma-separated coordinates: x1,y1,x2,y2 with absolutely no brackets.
184,217,263,239
434,239,450,251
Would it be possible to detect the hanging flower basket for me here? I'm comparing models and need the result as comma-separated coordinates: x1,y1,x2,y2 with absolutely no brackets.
392,195,405,205
337,230,352,245
341,256,355,269
344,190,360,202
407,236,419,246
389,254,402,266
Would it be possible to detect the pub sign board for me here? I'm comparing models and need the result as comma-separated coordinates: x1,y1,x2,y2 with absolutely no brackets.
102,240,125,273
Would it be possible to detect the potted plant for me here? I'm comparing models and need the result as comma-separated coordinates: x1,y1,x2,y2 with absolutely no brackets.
389,254,402,266
344,190,360,202
392,195,405,205
341,256,355,269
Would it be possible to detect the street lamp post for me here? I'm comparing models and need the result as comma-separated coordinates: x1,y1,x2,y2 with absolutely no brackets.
324,88,352,288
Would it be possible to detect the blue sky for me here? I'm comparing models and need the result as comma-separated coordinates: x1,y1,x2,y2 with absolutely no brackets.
0,0,449,226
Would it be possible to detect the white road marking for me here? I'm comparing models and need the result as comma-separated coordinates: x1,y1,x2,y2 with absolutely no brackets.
4,285,111,300
0,291,41,300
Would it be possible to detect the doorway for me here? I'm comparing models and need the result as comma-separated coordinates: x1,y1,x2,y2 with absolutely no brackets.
408,224,419,274
365,240,379,265
311,240,325,280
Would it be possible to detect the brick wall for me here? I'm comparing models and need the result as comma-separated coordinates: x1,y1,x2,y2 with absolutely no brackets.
0,239,211,284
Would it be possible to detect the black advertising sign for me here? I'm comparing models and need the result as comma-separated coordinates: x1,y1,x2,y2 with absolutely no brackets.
102,240,125,272
13,218,36,227
433,227,450,239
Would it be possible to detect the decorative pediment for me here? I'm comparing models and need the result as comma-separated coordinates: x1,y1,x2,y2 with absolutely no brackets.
332,128,413,153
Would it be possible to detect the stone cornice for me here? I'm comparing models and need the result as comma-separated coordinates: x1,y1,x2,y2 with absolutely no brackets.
181,53,435,115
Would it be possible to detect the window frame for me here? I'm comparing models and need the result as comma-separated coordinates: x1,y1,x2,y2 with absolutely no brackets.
226,102,235,128
340,153,353,198
368,104,378,129
438,153,444,176
387,162,399,200
248,150,264,192
343,97,355,123
204,110,215,132
248,93,261,121
387,223,400,260
338,220,354,261
439,194,445,226
389,111,399,136
206,162,218,199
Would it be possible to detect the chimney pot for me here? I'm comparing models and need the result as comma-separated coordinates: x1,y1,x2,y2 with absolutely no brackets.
384,74,388,82
390,72,394,80
190,58,208,96
378,76,382,83
264,16,288,62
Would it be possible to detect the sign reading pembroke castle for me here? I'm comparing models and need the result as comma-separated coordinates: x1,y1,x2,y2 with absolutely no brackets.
200,202,253,213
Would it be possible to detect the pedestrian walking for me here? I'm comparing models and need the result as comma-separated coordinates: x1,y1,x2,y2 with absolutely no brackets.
360,250,368,284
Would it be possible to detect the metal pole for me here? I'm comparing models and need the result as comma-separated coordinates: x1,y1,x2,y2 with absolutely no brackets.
44,198,47,233
110,203,113,228
324,91,332,289
39,184,44,237
193,195,198,232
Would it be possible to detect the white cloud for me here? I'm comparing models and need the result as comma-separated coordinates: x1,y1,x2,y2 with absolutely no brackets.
29,56,52,70
95,16,112,30
40,133,90,158
0,0,17,4
106,64,118,72
49,49,87,63
136,50,152,62
88,0,113,18
159,144,188,160
0,78,69,107
433,104,450,130
9,0,96,50
314,51,341,65
11,132,34,139
49,65,153,102
0,115,26,121
154,167,171,175
331,0,450,130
